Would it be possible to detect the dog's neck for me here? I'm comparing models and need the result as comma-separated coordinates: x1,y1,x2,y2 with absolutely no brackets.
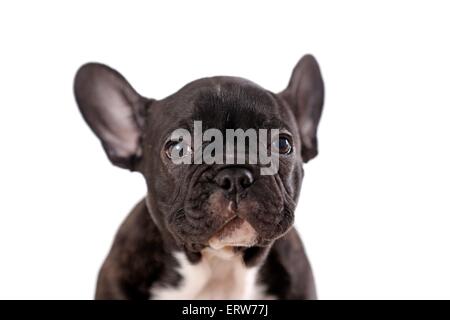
151,246,274,300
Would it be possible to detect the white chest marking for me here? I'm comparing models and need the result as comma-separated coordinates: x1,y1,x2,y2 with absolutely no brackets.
151,249,273,300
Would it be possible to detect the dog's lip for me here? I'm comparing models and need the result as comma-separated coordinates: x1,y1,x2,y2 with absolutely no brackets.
213,201,241,235
207,215,239,240
221,214,238,227
208,216,258,250
213,201,238,230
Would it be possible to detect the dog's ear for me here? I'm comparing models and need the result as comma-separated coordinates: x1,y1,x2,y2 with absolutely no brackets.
74,63,151,170
279,54,324,162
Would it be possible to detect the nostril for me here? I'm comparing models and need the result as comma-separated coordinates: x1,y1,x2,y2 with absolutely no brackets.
220,177,232,191
239,174,253,189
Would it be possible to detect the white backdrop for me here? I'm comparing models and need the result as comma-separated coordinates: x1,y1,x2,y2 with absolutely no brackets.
1,1,449,299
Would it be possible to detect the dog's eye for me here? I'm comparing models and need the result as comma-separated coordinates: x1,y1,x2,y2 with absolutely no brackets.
165,141,192,159
272,136,292,154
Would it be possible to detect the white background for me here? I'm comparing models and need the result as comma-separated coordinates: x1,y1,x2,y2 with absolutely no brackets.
0,1,449,299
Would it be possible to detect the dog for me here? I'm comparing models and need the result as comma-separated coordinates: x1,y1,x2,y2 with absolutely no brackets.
73,54,324,299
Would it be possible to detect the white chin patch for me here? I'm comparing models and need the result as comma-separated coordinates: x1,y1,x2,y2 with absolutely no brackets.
208,217,258,250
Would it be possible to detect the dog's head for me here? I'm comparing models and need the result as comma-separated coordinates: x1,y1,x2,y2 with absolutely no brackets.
74,55,324,252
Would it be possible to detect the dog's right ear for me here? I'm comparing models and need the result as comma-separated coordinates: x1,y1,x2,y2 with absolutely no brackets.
74,63,152,170
279,55,324,163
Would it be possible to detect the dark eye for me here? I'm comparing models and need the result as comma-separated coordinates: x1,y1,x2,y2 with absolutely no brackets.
165,141,192,159
272,136,292,154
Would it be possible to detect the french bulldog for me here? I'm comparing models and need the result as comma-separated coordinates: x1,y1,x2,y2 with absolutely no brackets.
73,54,324,300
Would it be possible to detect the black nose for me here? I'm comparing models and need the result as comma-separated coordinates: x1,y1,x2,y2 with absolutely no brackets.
214,167,254,194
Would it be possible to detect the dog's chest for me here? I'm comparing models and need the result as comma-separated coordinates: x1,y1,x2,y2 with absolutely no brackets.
151,250,270,300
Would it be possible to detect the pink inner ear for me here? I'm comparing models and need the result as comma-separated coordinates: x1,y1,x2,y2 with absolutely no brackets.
74,62,145,167
299,118,314,148
278,54,324,162
100,89,141,157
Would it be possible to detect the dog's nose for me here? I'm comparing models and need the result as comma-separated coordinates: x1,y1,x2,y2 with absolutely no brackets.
214,167,254,194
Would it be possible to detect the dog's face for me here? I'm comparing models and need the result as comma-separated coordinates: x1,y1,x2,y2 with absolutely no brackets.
74,55,324,252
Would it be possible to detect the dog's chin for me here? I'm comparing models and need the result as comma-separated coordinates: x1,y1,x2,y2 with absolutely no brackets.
207,216,258,250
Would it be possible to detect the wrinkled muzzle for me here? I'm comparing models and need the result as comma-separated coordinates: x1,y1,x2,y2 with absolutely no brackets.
168,165,296,251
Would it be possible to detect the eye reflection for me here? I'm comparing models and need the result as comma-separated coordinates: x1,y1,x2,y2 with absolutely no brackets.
272,136,292,154
165,141,192,159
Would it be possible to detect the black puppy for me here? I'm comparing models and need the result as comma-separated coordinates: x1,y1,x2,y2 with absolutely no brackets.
74,54,324,300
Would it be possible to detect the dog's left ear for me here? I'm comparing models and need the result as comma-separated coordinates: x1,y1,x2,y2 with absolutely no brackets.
74,63,152,170
279,54,324,162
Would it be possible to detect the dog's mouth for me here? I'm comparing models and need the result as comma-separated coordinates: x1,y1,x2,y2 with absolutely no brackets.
179,174,292,251
208,215,258,250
